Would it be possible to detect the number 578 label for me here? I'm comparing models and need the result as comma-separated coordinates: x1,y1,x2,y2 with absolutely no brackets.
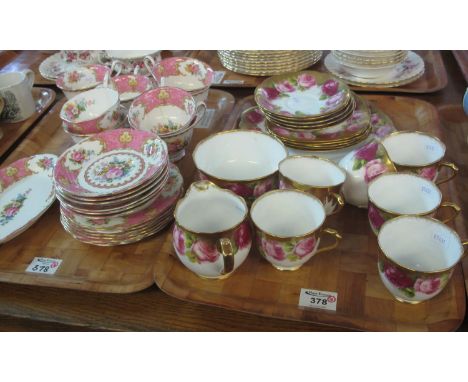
298,288,338,311
26,257,62,275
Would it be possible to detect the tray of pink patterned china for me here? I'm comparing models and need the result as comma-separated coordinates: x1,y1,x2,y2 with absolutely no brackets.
0,88,235,293
152,94,466,331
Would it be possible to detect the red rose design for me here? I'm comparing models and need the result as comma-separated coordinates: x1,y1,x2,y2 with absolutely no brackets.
368,203,385,231
294,237,316,258
275,80,295,93
419,166,437,181
261,237,286,261
384,264,413,288
105,167,124,179
414,277,441,295
355,142,378,161
364,159,388,183
71,151,85,163
246,109,264,125
228,183,253,198
297,73,316,88
192,240,219,263
5,206,19,217
234,222,251,250
322,79,339,96
253,178,274,198
262,87,280,100
173,225,185,255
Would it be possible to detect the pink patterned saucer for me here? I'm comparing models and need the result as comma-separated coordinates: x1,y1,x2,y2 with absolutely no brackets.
54,129,168,198
0,154,57,244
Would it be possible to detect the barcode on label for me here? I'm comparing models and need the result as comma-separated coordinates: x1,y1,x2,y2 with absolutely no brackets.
26,257,62,275
212,71,226,84
197,108,216,129
223,79,245,85
298,288,338,311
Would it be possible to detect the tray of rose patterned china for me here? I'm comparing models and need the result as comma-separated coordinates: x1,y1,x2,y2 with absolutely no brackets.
193,50,447,94
0,87,235,293
152,71,466,331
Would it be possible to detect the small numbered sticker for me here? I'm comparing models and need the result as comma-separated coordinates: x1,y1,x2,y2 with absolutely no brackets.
223,79,244,85
298,288,337,311
212,71,226,84
26,257,62,275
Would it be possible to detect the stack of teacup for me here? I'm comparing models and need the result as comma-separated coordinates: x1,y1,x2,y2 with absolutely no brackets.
128,87,206,162
254,70,372,151
54,129,183,246
60,88,126,143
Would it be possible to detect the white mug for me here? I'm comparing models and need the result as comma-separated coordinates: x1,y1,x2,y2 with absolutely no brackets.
0,69,35,122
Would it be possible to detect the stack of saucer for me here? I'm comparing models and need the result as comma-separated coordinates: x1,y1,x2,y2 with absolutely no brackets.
54,129,180,246
325,50,425,87
254,71,371,151
217,50,322,76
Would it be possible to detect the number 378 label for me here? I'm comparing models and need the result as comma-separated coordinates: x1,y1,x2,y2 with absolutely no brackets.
298,288,338,311
26,257,62,275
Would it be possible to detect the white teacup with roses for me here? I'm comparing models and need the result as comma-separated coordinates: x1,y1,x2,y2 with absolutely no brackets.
173,181,252,279
250,189,342,271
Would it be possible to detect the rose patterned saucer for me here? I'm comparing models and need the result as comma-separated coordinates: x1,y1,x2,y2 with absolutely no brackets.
39,53,79,81
324,51,425,87
0,154,57,244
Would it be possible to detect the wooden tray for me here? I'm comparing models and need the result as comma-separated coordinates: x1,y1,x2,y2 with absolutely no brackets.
153,95,466,331
437,105,468,297
452,51,468,83
0,87,56,162
192,50,447,94
0,89,235,293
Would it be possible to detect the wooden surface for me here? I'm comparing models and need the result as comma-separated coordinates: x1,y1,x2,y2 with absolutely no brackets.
437,105,468,296
192,50,447,94
0,50,467,332
0,87,55,161
0,89,235,293
452,51,468,83
153,95,466,332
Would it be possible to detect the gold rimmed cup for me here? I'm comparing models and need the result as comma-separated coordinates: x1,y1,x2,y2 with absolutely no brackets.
377,215,468,304
250,189,342,271
367,172,461,235
381,131,458,185
279,156,346,215
173,181,252,279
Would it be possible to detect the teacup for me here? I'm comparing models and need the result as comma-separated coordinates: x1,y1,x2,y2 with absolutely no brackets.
56,64,112,100
193,130,288,203
102,50,161,75
368,172,460,235
173,181,252,279
377,215,467,304
0,70,35,122
60,88,121,135
128,87,200,134
381,131,458,185
250,189,342,271
104,73,153,105
149,57,214,105
279,155,346,216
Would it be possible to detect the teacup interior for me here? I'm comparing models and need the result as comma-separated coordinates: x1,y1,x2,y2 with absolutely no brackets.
194,131,287,181
0,72,24,88
251,190,325,237
279,156,346,187
106,50,157,59
369,173,441,214
379,217,462,272
64,88,118,122
176,185,246,233
382,133,445,166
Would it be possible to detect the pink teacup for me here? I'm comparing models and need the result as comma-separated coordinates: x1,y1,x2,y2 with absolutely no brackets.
57,64,112,100
60,88,121,135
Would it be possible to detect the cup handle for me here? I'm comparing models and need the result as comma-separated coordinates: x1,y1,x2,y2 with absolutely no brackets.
327,192,345,216
461,241,468,260
435,161,458,185
109,60,123,79
98,51,108,64
22,69,35,89
191,102,207,127
217,238,234,276
144,56,159,85
314,228,342,255
438,201,461,224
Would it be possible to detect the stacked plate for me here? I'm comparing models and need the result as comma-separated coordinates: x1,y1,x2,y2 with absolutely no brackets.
217,50,322,76
325,50,425,87
254,71,371,151
54,128,182,246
